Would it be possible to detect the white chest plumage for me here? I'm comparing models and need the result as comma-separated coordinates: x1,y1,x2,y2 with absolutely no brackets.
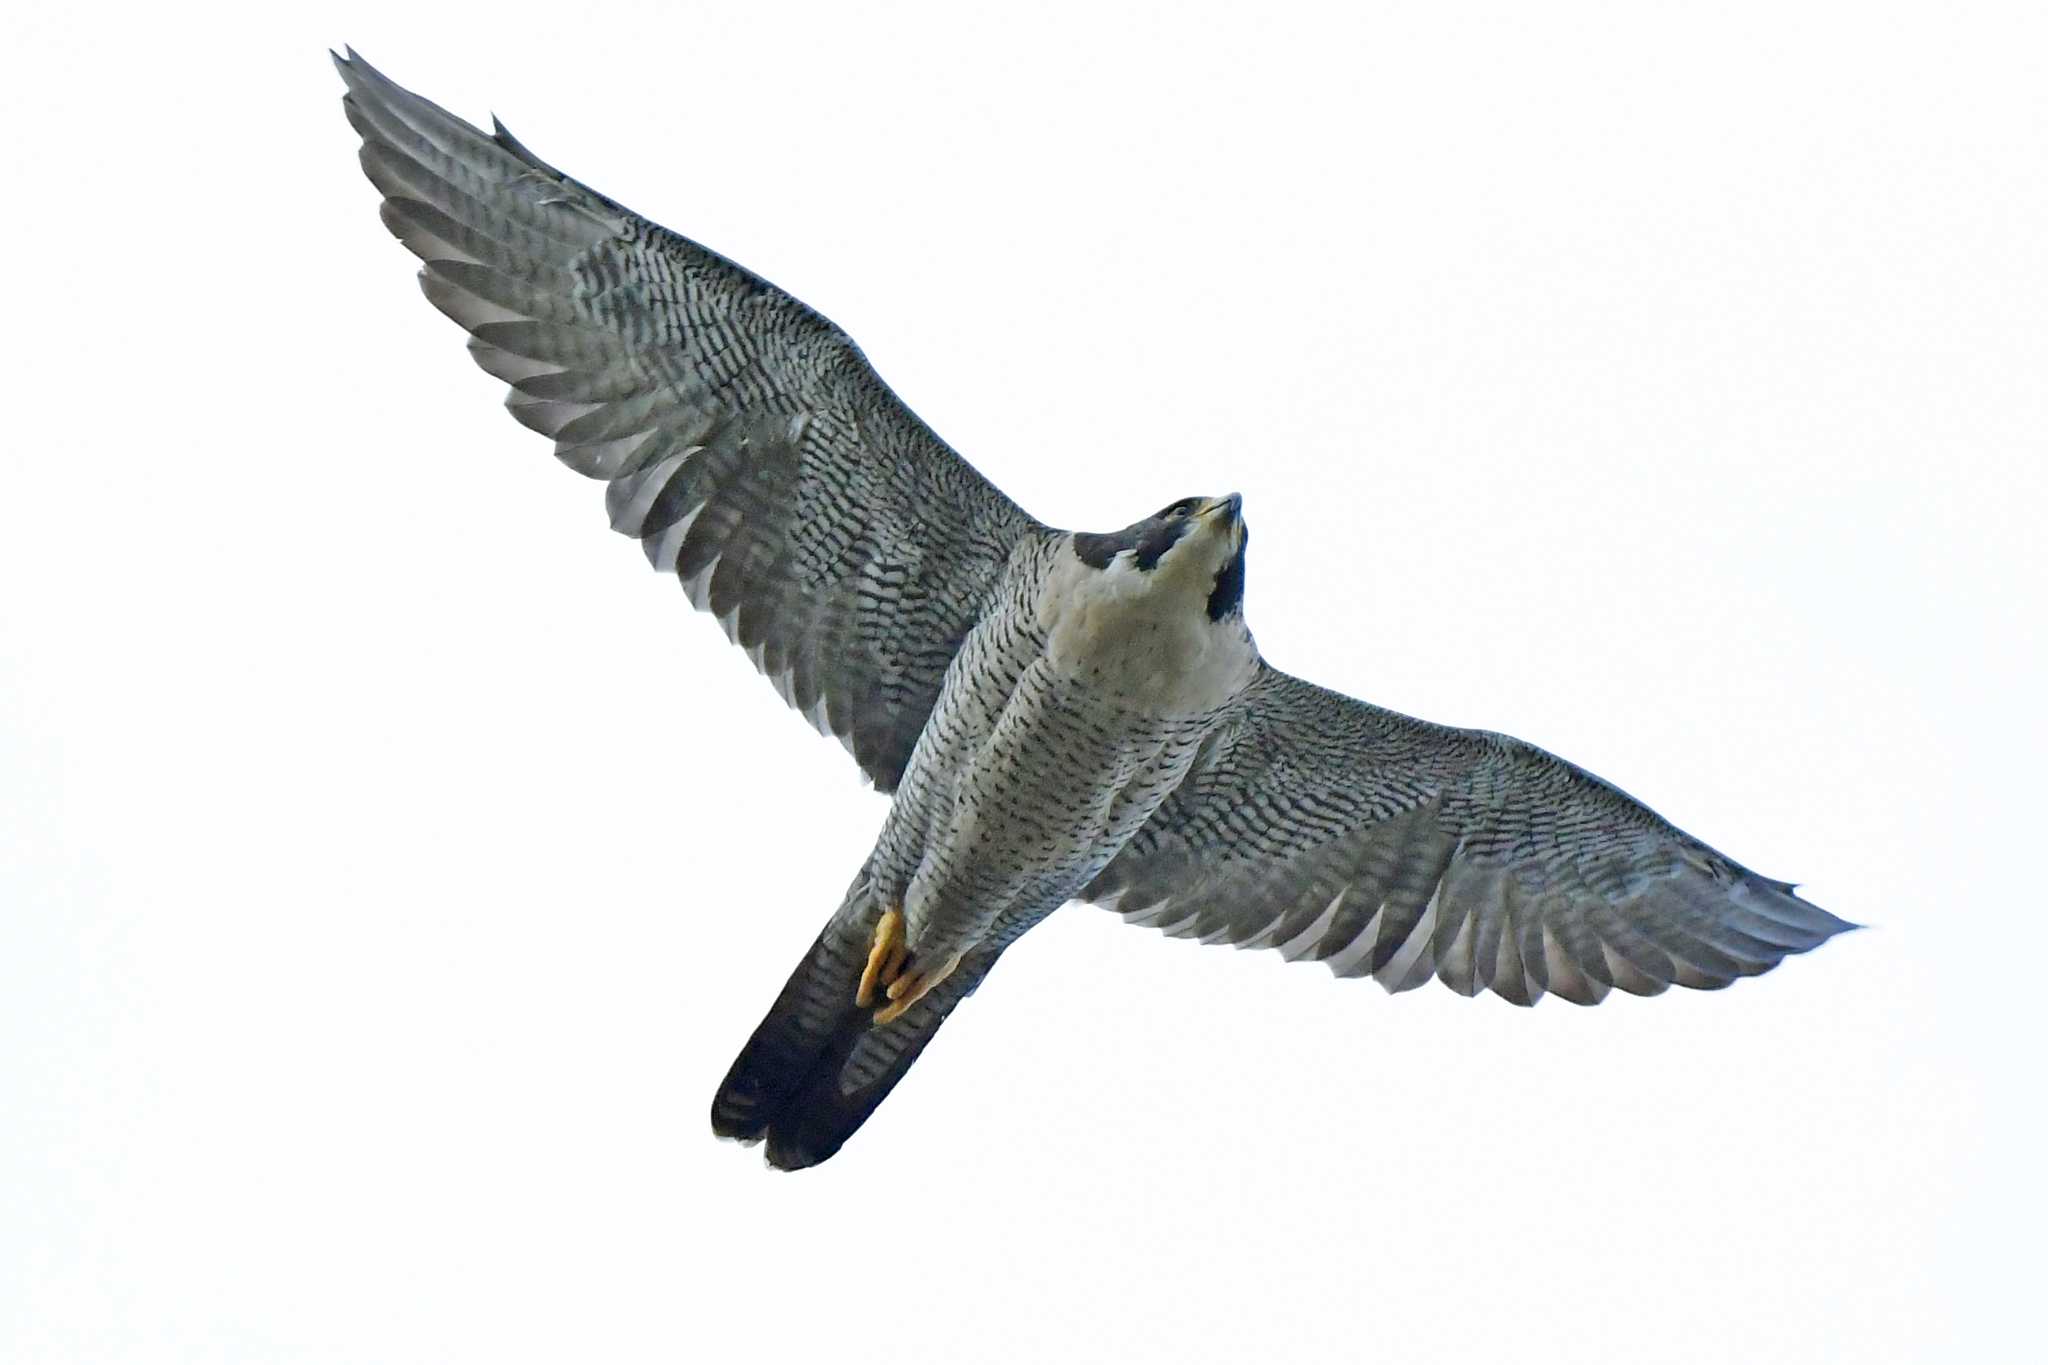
1037,537,1260,717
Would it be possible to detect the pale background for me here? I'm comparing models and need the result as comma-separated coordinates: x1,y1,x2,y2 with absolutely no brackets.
3,3,2041,1361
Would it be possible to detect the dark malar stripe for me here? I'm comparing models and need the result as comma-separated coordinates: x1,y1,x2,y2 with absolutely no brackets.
1207,531,1247,620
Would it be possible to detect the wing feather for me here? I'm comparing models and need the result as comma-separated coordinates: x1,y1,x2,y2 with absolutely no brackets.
1083,664,1854,1006
336,52,1042,791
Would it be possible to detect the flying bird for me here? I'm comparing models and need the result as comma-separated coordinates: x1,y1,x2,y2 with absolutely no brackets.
334,51,1854,1169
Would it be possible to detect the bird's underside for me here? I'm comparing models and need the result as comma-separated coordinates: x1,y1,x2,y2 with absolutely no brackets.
335,50,1856,1170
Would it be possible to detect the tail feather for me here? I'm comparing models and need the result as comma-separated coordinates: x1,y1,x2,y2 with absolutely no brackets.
712,896,998,1170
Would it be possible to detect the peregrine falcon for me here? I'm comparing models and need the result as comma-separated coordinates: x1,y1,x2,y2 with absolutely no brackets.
335,52,1855,1169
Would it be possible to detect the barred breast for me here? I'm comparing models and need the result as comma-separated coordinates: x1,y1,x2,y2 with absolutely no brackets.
870,536,1258,962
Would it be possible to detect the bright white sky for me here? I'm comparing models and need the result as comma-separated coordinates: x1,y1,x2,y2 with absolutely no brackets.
3,3,2042,1361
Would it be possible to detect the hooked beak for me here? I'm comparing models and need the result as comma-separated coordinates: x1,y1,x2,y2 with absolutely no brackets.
1196,492,1243,525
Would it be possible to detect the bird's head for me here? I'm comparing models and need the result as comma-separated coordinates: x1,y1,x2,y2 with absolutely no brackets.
1071,492,1248,621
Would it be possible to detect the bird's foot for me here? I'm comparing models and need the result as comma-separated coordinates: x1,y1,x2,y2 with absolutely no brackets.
854,905,964,1026
855,906,908,1009
873,951,964,1027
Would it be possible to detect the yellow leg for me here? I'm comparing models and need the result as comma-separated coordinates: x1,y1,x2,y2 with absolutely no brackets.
872,951,964,1027
855,907,907,1008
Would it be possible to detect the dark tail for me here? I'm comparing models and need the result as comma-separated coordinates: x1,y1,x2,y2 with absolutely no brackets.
711,888,998,1170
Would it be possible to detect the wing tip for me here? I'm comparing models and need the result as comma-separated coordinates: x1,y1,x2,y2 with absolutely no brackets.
1753,877,1863,943
331,45,377,85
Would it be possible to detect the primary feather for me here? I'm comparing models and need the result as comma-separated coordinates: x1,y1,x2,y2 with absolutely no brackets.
336,48,1038,792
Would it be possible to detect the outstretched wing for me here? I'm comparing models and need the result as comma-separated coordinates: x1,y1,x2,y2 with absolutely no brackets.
1083,664,1853,1005
335,52,1042,791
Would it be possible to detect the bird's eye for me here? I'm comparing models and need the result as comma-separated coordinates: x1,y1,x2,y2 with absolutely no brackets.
1157,498,1200,520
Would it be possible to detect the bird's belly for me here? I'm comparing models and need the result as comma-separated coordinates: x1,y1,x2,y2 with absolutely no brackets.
880,654,1217,958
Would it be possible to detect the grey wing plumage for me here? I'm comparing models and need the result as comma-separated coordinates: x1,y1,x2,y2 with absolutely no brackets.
1083,664,1855,1005
335,51,1042,791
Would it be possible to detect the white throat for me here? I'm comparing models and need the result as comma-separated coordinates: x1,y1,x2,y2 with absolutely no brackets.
1037,539,1258,715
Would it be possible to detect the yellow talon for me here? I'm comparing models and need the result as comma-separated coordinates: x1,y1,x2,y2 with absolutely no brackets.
853,906,963,1026
872,952,963,1027
855,907,907,1008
